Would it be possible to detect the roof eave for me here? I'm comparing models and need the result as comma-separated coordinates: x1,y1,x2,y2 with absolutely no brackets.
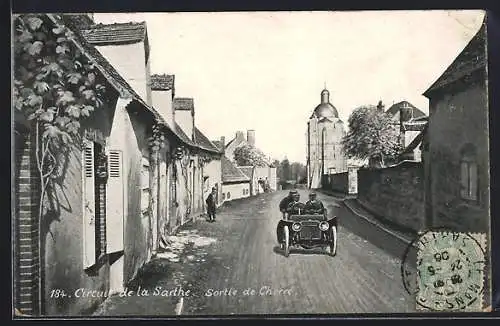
422,64,486,98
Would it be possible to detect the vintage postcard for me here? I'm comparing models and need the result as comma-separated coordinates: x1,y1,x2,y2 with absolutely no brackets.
12,10,495,317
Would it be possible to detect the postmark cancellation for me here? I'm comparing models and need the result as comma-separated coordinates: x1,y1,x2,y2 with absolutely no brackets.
414,231,487,312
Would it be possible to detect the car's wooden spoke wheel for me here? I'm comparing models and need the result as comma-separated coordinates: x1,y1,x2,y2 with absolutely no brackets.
283,225,290,257
329,226,337,256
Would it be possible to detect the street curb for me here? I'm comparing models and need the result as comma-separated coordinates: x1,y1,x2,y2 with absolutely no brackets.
342,200,415,246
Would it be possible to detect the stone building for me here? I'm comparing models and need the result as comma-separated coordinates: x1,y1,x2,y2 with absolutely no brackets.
422,19,488,233
13,13,222,317
306,88,347,189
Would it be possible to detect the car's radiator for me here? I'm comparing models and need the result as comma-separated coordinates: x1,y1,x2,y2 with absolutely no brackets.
300,222,321,240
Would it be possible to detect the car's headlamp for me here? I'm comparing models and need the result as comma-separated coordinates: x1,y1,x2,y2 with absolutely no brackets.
319,221,329,231
292,222,301,232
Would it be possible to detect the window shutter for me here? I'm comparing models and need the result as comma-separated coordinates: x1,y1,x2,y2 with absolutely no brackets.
460,161,468,198
470,162,478,200
106,150,124,253
82,140,96,269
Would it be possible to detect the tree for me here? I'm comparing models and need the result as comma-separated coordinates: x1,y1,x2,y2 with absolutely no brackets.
290,162,306,182
279,157,291,181
341,104,402,167
233,144,269,167
13,14,106,229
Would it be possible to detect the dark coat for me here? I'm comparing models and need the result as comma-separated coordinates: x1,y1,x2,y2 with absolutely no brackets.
305,199,325,211
206,193,216,213
279,196,294,212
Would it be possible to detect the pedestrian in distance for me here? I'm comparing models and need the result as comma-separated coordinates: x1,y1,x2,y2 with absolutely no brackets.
206,187,217,222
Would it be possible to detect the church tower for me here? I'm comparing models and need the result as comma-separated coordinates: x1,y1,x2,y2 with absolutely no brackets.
306,87,347,189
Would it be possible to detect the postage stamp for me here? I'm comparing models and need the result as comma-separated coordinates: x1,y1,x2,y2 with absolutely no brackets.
413,231,487,311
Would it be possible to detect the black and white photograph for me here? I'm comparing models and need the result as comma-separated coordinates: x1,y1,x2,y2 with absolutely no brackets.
11,10,495,317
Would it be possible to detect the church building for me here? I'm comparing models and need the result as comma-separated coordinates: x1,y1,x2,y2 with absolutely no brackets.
306,88,347,189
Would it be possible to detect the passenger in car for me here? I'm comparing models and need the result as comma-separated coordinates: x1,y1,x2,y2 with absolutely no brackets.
304,191,325,214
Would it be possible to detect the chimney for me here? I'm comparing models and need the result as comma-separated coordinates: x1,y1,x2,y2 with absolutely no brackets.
84,21,151,106
220,136,225,148
247,130,255,147
236,131,244,140
173,98,195,140
151,74,175,128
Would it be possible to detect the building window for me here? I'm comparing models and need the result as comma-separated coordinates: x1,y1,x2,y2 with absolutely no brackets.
460,144,478,201
222,192,226,200
227,192,231,199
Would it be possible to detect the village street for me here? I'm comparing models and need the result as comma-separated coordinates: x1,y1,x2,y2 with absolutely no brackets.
93,190,416,316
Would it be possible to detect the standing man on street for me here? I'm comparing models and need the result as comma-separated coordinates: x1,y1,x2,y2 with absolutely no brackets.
206,187,217,222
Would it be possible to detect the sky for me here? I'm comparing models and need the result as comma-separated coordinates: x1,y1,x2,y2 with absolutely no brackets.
93,10,485,164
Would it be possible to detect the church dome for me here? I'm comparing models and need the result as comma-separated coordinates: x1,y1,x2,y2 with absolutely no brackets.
313,89,339,118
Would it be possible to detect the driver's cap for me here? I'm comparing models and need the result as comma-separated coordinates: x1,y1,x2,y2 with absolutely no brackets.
289,189,298,195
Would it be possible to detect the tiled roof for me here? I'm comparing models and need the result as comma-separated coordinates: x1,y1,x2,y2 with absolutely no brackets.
48,15,219,155
48,14,165,124
238,166,254,179
151,74,175,91
173,98,194,111
194,127,221,153
80,22,147,45
172,121,194,145
424,19,487,96
49,14,217,154
386,101,426,121
222,156,250,183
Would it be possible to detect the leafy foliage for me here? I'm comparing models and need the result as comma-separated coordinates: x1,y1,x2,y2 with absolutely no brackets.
233,144,269,167
13,14,106,152
148,123,166,153
13,14,107,228
341,105,402,167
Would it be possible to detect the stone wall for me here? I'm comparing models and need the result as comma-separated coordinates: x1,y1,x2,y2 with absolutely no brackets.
357,161,424,232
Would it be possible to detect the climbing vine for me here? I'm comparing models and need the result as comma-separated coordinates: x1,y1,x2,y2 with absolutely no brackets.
13,14,106,224
179,150,192,217
147,122,166,152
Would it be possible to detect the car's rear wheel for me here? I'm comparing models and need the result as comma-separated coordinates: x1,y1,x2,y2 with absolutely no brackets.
328,226,337,256
283,226,290,257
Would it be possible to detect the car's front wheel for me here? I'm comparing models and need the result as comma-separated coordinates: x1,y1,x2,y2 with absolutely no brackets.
283,225,290,257
328,226,337,257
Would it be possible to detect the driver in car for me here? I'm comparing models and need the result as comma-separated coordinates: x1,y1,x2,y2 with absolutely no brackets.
304,191,325,214
277,190,303,246
279,189,299,218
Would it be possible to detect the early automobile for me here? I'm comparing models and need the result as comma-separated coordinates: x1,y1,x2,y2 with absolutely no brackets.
277,202,338,257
